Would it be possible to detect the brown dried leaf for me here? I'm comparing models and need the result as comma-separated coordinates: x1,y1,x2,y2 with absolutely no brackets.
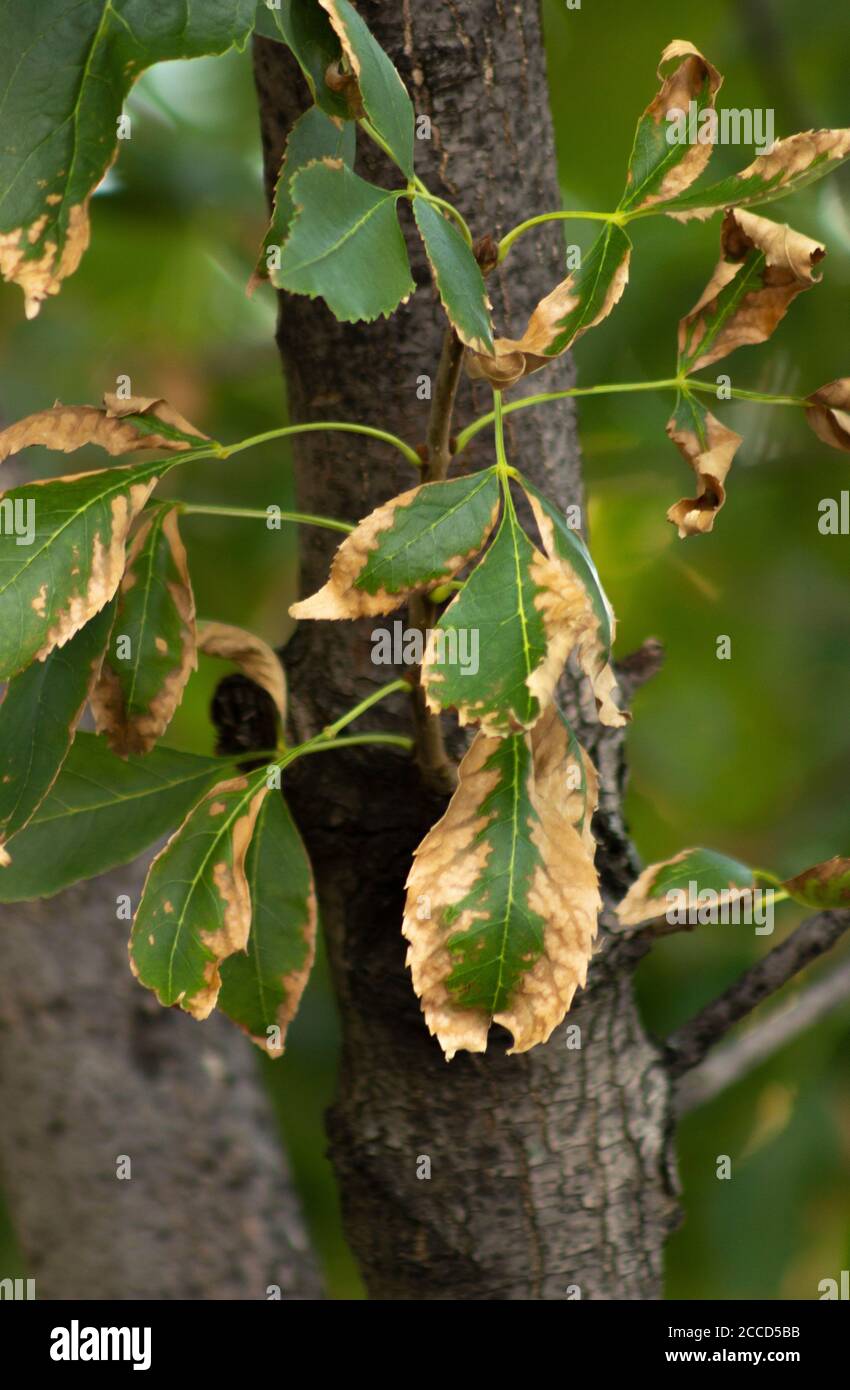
678,209,825,373
666,398,744,537
0,394,207,466
197,621,287,722
666,129,850,222
467,226,631,389
805,379,850,453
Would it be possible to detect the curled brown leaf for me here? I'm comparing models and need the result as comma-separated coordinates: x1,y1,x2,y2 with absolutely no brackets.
197,621,287,722
805,379,850,453
666,404,744,537
0,394,207,466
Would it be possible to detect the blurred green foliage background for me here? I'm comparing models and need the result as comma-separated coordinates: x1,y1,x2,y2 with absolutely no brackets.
0,0,848,1299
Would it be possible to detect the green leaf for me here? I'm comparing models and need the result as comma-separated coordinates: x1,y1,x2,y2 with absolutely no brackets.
0,734,224,902
218,792,317,1054
260,106,356,274
291,468,501,618
618,40,722,213
255,0,350,119
652,129,850,221
422,496,556,736
91,504,196,755
412,198,493,354
0,0,256,316
319,0,414,178
0,600,116,860
274,161,414,322
403,708,600,1058
783,856,850,909
616,847,756,927
130,771,271,1019
0,458,170,680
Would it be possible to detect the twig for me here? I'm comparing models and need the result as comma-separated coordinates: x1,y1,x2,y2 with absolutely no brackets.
407,326,466,795
664,910,850,1076
677,954,850,1113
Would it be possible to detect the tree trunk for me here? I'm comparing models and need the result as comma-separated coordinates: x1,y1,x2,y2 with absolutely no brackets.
0,854,321,1300
253,0,679,1300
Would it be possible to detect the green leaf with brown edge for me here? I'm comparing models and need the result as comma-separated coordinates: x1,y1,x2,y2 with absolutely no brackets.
274,160,414,322
91,504,196,756
402,706,600,1058
0,733,225,903
677,209,825,375
421,492,570,737
651,129,850,221
319,0,414,178
291,468,500,619
519,478,627,728
0,599,116,863
615,847,756,927
255,0,350,119
130,771,272,1020
0,0,257,317
783,856,850,909
466,223,631,388
256,106,356,282
617,40,722,214
412,198,493,355
0,457,175,680
218,791,318,1055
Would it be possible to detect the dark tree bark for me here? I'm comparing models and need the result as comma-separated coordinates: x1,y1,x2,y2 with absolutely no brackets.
253,1,680,1300
0,855,321,1300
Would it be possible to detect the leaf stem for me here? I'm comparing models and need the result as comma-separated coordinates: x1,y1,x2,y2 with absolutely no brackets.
321,677,410,740
493,388,510,473
455,376,810,453
213,419,422,469
409,180,474,245
498,209,621,262
178,503,353,534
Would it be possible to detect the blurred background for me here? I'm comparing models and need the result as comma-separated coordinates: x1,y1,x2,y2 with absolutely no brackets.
0,0,848,1298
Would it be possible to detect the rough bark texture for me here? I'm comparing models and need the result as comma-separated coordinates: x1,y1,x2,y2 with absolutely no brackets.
0,855,321,1300
254,0,680,1300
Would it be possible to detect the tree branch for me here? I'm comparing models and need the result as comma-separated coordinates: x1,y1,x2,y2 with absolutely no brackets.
677,953,850,1113
664,909,850,1076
